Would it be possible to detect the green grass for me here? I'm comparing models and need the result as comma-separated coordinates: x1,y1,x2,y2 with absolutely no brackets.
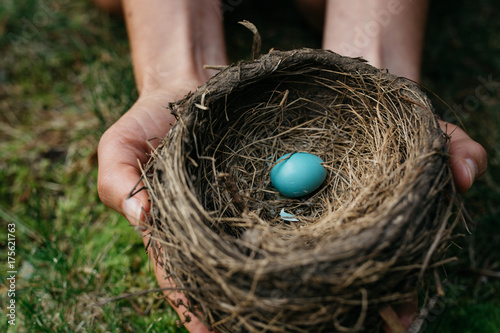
0,0,499,332
0,1,182,332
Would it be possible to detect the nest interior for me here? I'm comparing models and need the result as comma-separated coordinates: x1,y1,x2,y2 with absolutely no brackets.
143,49,457,333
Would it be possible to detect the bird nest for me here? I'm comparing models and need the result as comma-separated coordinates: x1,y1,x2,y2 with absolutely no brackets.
141,49,460,332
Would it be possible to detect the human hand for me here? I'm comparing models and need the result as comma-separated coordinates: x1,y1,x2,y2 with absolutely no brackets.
439,120,487,193
97,82,212,333
380,122,487,333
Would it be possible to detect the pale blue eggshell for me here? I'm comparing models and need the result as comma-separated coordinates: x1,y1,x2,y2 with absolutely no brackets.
270,152,327,198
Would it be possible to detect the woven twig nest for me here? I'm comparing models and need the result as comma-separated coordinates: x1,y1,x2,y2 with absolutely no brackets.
142,48,459,332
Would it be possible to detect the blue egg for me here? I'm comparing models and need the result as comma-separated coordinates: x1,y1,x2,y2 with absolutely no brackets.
270,152,327,198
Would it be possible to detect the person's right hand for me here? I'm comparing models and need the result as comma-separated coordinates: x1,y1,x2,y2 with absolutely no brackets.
97,78,213,333
438,120,487,193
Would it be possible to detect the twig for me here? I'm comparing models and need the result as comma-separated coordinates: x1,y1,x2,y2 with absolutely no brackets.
379,304,407,333
238,20,262,60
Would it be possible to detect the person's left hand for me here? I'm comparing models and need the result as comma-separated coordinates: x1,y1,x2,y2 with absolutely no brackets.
382,121,487,333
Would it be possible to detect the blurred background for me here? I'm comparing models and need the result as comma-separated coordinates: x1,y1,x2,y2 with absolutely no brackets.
0,0,498,331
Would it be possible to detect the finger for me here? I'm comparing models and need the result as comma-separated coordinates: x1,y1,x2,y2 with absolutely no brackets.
144,234,212,333
97,123,151,224
98,112,152,219
439,120,487,193
97,96,177,224
381,294,418,333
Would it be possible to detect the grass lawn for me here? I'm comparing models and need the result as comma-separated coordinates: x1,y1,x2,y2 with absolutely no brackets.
0,0,499,332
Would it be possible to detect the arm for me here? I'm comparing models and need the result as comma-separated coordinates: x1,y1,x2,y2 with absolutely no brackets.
123,0,226,93
322,0,486,193
97,1,226,331
99,0,226,222
323,0,428,82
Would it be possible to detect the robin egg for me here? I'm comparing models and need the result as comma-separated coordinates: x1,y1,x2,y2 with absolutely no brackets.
270,152,327,198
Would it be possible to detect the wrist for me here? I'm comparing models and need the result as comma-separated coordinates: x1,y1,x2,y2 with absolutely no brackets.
138,64,205,98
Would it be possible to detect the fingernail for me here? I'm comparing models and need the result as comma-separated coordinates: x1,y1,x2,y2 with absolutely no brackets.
464,158,478,188
122,197,142,226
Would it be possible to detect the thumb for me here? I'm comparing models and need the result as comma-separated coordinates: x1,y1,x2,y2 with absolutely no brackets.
97,95,178,224
439,120,487,193
97,126,151,225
